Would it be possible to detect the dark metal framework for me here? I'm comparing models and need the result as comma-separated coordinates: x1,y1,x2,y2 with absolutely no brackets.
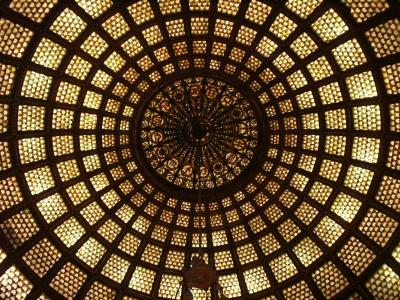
0,0,399,299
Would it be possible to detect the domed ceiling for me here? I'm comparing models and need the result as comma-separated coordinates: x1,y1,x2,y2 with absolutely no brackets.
0,0,399,299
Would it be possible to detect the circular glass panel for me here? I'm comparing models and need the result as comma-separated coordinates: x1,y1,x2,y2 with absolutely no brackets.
140,77,259,190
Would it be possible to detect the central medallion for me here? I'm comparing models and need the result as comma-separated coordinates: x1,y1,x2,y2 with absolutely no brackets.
140,77,259,190
185,116,213,144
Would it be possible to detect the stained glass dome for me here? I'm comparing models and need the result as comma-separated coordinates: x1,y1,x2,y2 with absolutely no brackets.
139,77,261,191
0,0,399,299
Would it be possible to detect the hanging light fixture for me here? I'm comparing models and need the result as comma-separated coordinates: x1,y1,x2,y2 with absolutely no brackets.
175,111,227,300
